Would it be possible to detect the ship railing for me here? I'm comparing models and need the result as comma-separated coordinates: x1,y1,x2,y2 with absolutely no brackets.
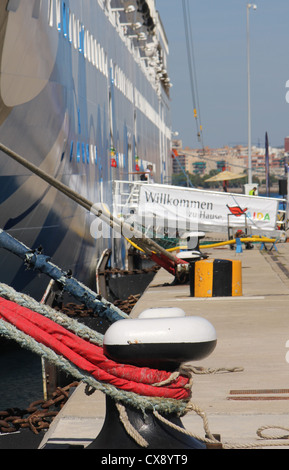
113,180,149,219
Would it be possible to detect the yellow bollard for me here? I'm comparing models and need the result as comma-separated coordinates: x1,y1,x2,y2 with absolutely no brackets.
231,259,242,297
189,259,242,297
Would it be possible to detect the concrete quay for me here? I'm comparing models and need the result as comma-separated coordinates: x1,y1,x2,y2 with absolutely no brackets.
39,239,289,449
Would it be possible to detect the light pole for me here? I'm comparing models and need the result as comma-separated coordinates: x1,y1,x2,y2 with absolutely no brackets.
247,3,257,185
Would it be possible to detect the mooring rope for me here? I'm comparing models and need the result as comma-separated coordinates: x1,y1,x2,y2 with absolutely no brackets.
1,283,288,448
152,407,289,450
0,314,189,416
0,282,104,346
0,142,186,277
189,365,244,374
256,424,289,440
116,402,149,448
153,405,219,446
0,286,193,417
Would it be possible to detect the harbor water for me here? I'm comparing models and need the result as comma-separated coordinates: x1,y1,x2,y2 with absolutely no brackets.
0,338,43,411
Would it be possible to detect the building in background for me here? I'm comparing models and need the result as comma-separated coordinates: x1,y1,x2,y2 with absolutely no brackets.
172,139,287,180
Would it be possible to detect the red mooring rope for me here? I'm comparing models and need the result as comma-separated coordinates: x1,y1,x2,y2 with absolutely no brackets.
0,297,191,400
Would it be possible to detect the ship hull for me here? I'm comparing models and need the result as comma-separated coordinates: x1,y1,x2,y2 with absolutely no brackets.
0,0,172,299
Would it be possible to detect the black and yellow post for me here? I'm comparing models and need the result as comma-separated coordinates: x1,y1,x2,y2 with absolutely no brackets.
189,259,242,297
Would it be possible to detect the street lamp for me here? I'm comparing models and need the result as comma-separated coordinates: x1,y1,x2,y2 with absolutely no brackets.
247,3,257,185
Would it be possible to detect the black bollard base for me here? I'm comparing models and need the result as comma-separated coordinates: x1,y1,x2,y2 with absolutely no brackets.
86,396,206,449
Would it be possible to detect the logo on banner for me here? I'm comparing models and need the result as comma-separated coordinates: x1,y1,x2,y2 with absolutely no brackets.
227,205,248,217
227,204,270,222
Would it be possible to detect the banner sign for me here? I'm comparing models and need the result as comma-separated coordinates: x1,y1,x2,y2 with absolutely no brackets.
137,184,279,234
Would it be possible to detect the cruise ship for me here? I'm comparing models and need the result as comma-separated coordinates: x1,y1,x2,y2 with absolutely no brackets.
0,0,172,298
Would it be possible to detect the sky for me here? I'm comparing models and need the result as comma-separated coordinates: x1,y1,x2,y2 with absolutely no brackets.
155,0,289,150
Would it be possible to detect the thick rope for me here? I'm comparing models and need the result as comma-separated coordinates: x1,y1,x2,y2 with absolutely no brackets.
0,290,193,416
153,371,184,388
0,317,189,416
116,402,149,448
153,406,218,446
0,297,192,399
153,405,289,450
2,308,287,449
1,283,287,448
257,425,289,440
189,365,244,374
0,283,104,345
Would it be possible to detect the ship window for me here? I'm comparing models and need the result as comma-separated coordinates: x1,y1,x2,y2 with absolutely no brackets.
48,0,53,27
6,0,20,12
69,141,73,161
77,142,80,162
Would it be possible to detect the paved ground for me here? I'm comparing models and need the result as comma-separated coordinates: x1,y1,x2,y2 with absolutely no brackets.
39,238,289,450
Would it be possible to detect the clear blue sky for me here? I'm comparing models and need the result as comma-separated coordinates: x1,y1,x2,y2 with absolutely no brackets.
156,0,289,150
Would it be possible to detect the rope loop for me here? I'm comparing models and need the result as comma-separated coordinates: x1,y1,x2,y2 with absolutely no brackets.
256,425,289,441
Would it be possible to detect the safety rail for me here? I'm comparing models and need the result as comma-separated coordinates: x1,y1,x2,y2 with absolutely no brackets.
113,180,147,218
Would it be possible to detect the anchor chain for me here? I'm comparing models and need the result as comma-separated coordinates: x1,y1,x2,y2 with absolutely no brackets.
59,294,141,317
0,382,79,435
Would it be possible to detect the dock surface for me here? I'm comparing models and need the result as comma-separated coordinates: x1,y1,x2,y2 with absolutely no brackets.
39,240,289,449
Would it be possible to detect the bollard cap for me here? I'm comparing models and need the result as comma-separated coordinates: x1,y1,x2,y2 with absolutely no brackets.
182,231,206,239
138,307,186,319
103,316,217,370
176,250,201,259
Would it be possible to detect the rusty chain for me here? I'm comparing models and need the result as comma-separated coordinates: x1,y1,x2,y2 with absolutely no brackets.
57,294,141,317
0,273,149,437
0,382,79,435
